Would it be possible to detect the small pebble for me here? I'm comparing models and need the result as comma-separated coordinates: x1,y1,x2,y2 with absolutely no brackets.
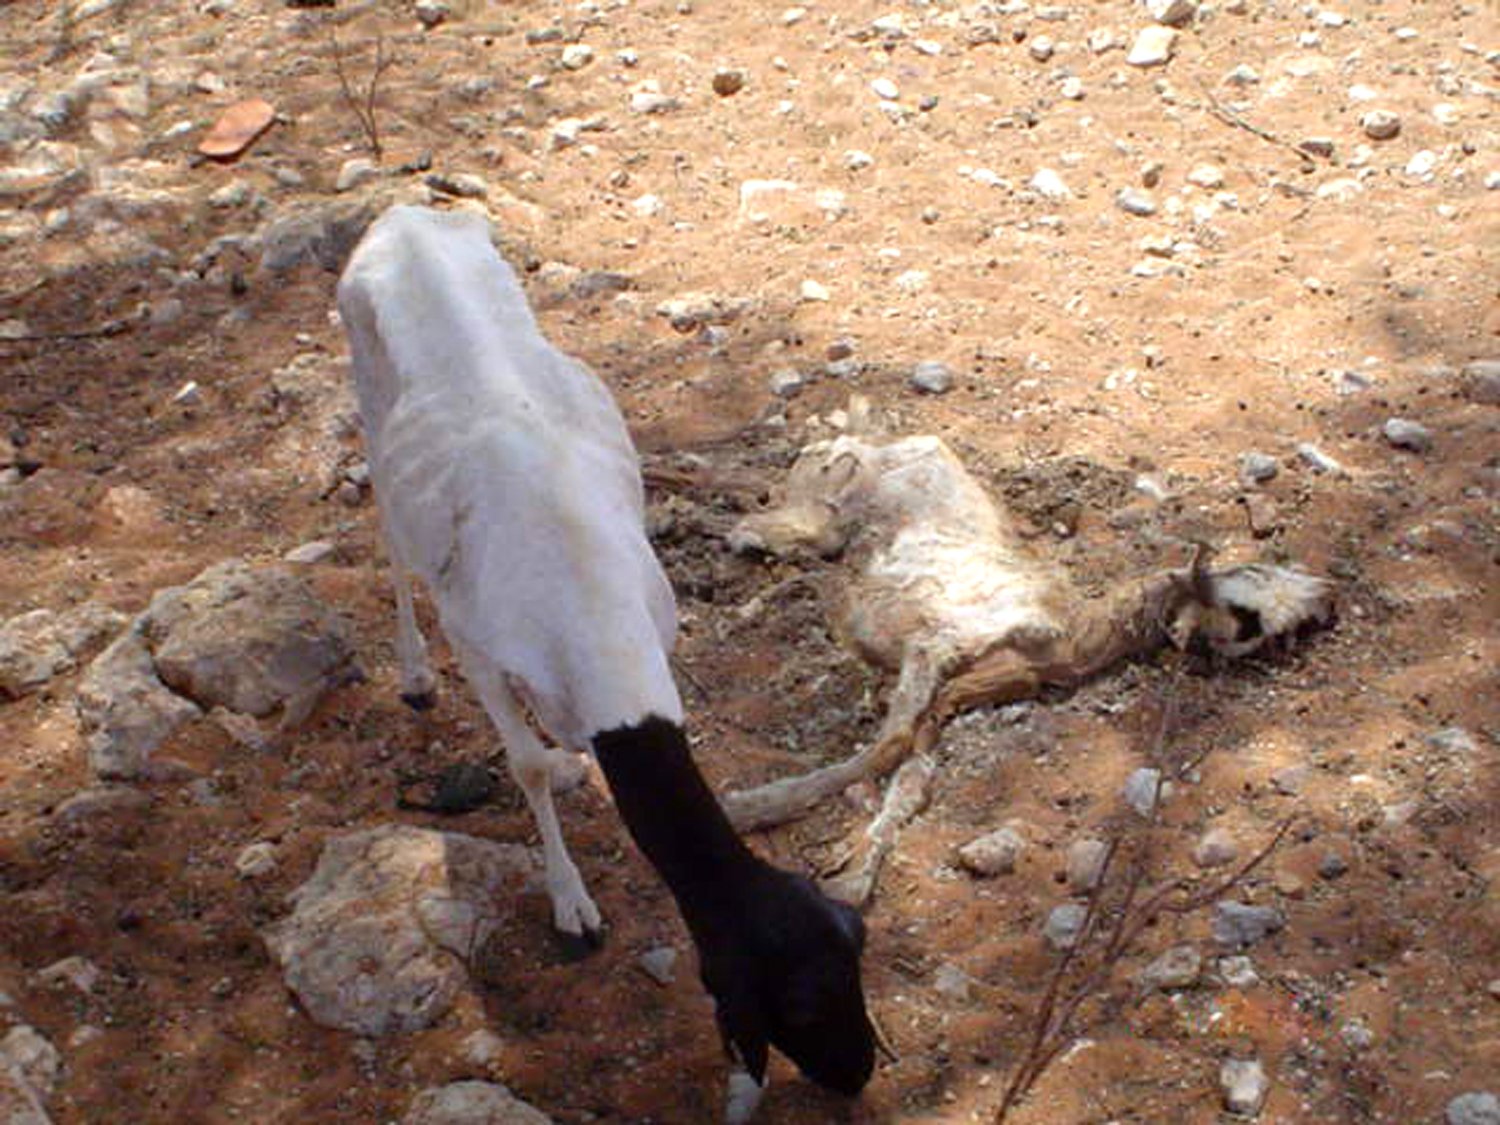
1382,417,1433,453
932,963,973,1001
1213,902,1285,948
1028,35,1055,62
1065,838,1109,893
1459,360,1500,405
1146,0,1198,26
1296,442,1344,474
769,369,807,397
1187,163,1224,189
1220,1057,1270,1117
1029,167,1072,200
560,43,594,70
1224,62,1260,85
1219,955,1260,988
1238,452,1279,485
173,380,203,406
336,158,380,193
1339,1019,1375,1051
1126,25,1178,67
1115,187,1158,216
1139,945,1201,991
909,360,955,395
957,825,1025,876
1446,1093,1500,1125
1044,903,1088,950
1124,767,1164,817
637,946,678,985
1194,827,1240,868
1360,109,1401,140
460,1029,505,1068
712,68,746,96
800,279,830,302
844,149,874,171
871,77,899,101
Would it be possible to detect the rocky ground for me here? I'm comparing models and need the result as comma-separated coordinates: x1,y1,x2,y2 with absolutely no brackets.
2,0,1499,1122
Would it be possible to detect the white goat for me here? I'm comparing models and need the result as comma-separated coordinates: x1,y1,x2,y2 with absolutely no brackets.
337,205,875,1118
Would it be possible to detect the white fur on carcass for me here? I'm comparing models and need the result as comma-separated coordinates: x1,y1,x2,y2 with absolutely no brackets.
338,205,681,940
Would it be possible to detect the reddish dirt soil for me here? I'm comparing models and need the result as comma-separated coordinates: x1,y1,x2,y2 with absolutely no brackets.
1,1,1497,1123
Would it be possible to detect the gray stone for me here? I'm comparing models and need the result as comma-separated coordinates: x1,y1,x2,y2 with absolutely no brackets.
1115,187,1158,216
637,946,678,985
264,825,540,1036
0,603,125,697
1044,903,1089,950
0,1026,59,1102
414,0,451,27
1460,360,1500,405
1028,167,1072,200
403,1081,555,1125
1426,727,1477,755
1238,453,1279,485
1146,0,1197,27
932,962,973,1001
76,628,202,780
1296,443,1344,474
1126,25,1177,66
1139,945,1201,991
1066,838,1109,893
909,360,955,395
1447,1093,1500,1125
336,158,380,193
1124,767,1164,817
957,826,1025,876
769,368,808,398
1382,417,1433,453
1218,955,1259,988
143,559,356,723
1212,902,1285,948
1220,1057,1270,1116
1360,109,1401,140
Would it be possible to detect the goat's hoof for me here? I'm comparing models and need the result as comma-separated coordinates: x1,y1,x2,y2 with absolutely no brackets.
400,689,437,712
554,924,606,963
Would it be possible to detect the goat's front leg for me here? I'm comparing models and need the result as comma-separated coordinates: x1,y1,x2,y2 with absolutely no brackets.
461,654,603,948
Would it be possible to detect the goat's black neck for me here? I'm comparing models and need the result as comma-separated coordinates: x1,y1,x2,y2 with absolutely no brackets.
592,716,760,920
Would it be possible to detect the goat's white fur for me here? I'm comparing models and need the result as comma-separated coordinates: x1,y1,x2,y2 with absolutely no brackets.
338,205,682,937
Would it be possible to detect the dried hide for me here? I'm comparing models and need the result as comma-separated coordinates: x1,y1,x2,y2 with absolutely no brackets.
725,434,1332,903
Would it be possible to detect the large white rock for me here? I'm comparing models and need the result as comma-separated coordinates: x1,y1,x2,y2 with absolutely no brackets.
403,1081,555,1125
264,826,541,1036
1127,25,1178,66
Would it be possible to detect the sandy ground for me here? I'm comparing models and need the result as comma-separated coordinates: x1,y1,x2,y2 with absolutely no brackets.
2,0,1498,1122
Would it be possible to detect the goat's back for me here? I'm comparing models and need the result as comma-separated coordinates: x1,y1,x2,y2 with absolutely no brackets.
339,205,680,748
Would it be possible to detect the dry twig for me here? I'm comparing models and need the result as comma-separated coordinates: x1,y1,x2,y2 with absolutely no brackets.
992,679,1295,1123
330,31,393,162
1193,82,1325,165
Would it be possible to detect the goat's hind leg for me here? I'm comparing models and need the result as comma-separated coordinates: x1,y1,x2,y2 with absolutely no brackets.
391,563,439,710
463,656,603,951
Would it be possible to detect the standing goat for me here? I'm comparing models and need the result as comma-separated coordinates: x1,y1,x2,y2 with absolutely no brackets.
337,205,875,1119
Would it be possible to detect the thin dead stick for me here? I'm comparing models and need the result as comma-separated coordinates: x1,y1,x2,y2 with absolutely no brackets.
1193,82,1325,164
330,31,392,161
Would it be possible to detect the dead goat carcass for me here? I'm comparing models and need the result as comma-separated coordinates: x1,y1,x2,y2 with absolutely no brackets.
724,434,1331,902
